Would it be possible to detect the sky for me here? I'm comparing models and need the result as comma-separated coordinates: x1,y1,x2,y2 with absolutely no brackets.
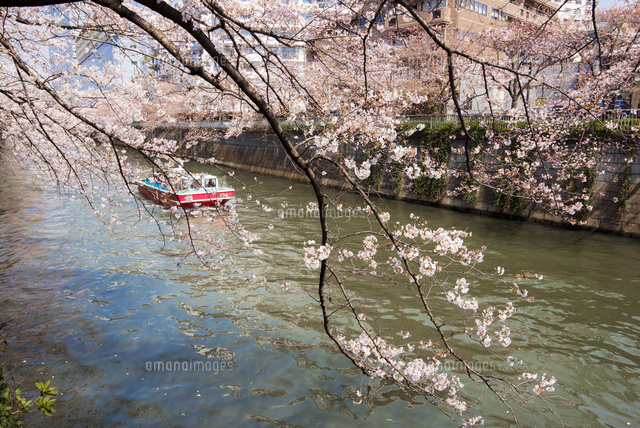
597,0,624,9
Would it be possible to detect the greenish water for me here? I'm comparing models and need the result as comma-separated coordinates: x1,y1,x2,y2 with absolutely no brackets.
0,163,639,427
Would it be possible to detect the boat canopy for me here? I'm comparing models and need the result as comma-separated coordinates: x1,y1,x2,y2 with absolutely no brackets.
176,175,218,190
147,168,226,191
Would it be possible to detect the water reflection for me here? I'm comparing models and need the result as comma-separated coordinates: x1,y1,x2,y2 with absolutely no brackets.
0,162,639,427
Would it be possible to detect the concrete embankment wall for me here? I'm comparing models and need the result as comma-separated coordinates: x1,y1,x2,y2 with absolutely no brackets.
157,126,640,238
182,129,309,183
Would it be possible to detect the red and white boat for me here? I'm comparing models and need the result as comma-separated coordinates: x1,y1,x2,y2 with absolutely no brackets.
136,170,234,208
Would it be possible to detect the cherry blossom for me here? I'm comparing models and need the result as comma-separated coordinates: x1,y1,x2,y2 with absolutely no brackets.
3,0,628,423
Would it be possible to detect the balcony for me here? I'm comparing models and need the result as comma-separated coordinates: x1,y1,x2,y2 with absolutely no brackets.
385,8,451,31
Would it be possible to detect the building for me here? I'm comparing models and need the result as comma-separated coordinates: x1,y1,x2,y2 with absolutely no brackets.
75,30,148,86
381,0,563,114
384,0,558,40
552,0,593,23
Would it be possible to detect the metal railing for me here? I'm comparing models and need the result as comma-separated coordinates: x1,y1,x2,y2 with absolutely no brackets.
135,110,640,133
403,111,640,132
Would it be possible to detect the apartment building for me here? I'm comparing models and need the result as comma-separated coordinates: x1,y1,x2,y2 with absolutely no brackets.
553,0,593,23
384,0,557,40
381,0,560,113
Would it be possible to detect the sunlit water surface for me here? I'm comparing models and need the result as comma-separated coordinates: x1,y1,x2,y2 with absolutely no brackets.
0,160,638,427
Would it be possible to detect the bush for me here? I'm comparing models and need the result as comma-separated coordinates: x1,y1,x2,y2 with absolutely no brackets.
1,339,58,427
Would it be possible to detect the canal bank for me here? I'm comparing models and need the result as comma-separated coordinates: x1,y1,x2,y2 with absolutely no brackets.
147,123,640,238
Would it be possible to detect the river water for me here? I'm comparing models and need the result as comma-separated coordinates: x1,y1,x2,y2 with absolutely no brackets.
0,159,639,427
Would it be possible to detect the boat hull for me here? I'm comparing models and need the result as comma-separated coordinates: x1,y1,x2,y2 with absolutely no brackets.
136,181,234,208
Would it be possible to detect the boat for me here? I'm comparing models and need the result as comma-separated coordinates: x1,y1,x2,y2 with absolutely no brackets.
135,169,234,208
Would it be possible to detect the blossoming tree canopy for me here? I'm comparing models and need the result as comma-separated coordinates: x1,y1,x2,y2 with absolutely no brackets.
1,0,638,424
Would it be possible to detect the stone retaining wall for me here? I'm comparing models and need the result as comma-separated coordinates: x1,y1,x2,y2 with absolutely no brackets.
154,126,640,238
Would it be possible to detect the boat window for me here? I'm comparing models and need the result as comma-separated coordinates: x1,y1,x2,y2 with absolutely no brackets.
204,178,217,188
190,179,201,189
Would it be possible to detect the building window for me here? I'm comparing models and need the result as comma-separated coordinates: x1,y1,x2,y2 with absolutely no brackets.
454,29,478,40
433,9,442,18
358,10,386,26
421,0,446,10
280,47,298,60
456,0,487,15
491,7,508,20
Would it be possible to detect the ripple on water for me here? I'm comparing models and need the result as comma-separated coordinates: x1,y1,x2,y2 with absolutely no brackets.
1,167,639,427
